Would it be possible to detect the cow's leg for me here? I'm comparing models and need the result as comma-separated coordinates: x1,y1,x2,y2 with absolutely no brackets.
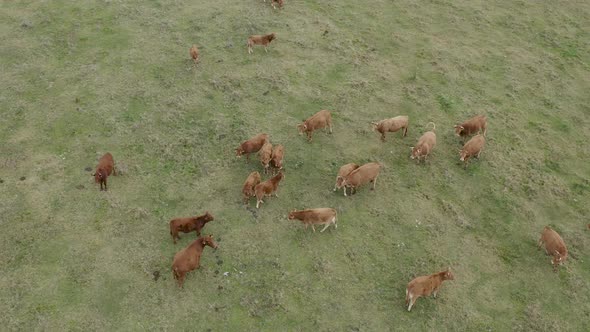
113,167,117,176
320,223,330,232
381,133,386,142
477,150,482,158
307,132,312,142
311,225,316,232
343,187,348,197
274,193,279,197
433,287,439,298
372,176,378,190
104,179,108,191
265,46,268,53
256,199,263,208
407,295,415,311
403,126,408,137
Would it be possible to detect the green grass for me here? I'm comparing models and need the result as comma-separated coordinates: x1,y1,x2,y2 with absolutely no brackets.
1,0,590,330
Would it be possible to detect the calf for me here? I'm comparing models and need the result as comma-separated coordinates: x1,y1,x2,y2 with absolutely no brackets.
236,133,269,160
172,234,218,288
270,144,285,173
297,110,333,142
410,123,436,162
190,45,199,64
459,134,485,167
454,115,487,139
288,208,337,232
93,152,116,191
247,33,276,54
538,226,568,272
255,171,284,208
333,163,360,195
405,268,454,311
242,171,262,204
341,162,382,196
371,116,409,142
259,142,273,174
169,212,215,244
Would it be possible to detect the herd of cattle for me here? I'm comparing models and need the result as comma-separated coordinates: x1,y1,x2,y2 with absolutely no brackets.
88,2,571,311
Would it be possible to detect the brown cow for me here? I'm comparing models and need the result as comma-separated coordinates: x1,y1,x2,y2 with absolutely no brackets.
247,33,276,54
169,212,215,244
93,152,116,191
288,208,337,232
454,115,487,139
297,110,333,142
405,268,454,311
190,45,199,64
538,226,568,272
410,123,436,162
255,172,284,208
460,134,485,167
242,171,262,204
341,162,382,196
172,234,218,288
236,133,269,160
334,163,360,195
259,142,273,174
371,116,409,142
270,144,285,173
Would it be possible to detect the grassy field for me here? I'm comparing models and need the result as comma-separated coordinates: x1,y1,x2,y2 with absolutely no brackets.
1,0,589,330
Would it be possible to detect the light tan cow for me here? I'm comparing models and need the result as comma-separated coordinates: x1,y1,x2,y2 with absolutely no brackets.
341,162,382,196
411,123,436,162
288,208,337,232
538,226,568,272
371,116,409,142
405,268,454,311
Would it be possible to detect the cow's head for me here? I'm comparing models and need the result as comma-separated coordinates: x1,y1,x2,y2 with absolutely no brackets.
297,122,307,134
201,234,218,249
94,168,107,183
202,211,214,222
454,125,464,137
370,122,380,131
287,209,297,220
335,176,345,189
443,267,455,280
268,33,276,41
551,250,565,266
459,149,468,162
235,147,244,157
410,146,421,160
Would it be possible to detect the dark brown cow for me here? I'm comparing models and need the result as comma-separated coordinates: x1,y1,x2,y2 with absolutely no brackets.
460,134,485,167
341,162,382,196
410,123,436,162
454,115,487,139
288,208,337,232
405,268,454,311
255,172,284,208
270,144,285,173
247,33,276,54
236,133,269,160
259,142,273,174
371,116,409,142
172,234,218,288
242,171,262,204
297,110,333,142
169,212,215,244
538,226,568,272
93,152,116,191
334,163,360,195
190,45,199,64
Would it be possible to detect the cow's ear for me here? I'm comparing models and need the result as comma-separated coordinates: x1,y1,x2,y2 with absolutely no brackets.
447,266,451,271
410,147,414,150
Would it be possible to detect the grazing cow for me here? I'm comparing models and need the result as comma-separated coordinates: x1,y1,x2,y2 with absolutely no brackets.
341,162,382,196
411,123,436,162
297,110,333,142
93,152,116,191
460,134,485,167
334,163,360,195
454,115,487,139
538,226,568,272
247,33,276,54
255,171,284,208
288,208,337,232
371,116,409,142
259,142,273,174
236,133,269,160
190,45,199,64
242,171,262,204
172,234,218,288
169,212,215,244
405,268,454,311
270,144,285,173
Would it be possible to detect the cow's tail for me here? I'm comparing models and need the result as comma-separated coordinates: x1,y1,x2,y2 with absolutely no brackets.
426,122,436,131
